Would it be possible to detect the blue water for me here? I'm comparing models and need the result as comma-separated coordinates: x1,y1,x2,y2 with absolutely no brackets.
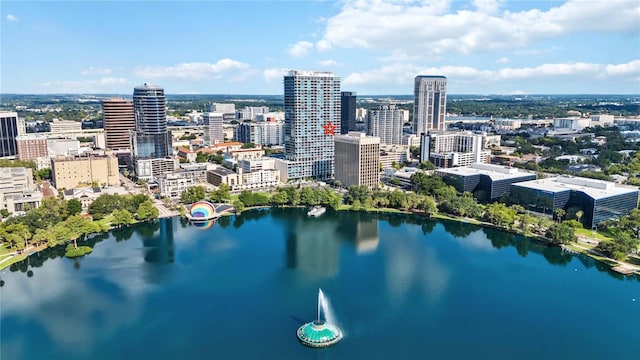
1,208,638,359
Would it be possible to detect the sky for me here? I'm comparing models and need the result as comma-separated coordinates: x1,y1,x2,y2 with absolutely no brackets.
1,0,639,95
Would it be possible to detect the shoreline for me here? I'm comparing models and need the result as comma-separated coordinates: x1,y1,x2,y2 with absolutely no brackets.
2,206,638,276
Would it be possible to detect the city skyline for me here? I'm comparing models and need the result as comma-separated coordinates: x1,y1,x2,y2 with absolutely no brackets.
1,0,639,95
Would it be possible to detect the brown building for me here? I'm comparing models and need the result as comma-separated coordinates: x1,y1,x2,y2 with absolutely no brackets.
16,135,48,161
102,98,135,151
51,154,119,189
334,132,380,188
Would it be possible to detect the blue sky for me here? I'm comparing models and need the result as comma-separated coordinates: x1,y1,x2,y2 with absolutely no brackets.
1,0,639,94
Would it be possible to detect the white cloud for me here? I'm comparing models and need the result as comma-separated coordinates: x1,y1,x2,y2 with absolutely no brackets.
41,77,129,93
314,0,639,57
497,57,510,64
344,60,640,91
134,59,251,79
287,41,314,58
81,67,112,76
318,59,340,67
6,14,18,22
263,68,289,83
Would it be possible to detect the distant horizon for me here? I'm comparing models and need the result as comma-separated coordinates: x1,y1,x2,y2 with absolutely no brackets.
1,93,639,97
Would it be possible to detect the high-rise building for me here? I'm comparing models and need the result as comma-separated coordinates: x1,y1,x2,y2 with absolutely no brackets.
334,132,380,188
277,70,340,182
420,131,491,168
102,98,135,151
340,91,356,134
130,84,174,178
203,112,224,145
366,104,404,145
0,112,26,158
235,121,284,146
413,75,447,135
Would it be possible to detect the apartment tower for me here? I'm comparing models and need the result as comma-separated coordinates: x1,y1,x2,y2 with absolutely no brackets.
366,104,404,145
413,76,447,135
281,70,340,181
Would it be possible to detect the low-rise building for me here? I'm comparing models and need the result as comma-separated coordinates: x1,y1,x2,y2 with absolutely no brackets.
0,167,42,213
50,119,82,133
62,187,102,209
436,163,536,201
510,176,640,228
51,154,119,189
420,131,492,168
157,172,199,199
206,163,280,192
379,144,409,170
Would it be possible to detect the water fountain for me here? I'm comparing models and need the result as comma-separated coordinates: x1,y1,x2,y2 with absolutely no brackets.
296,288,343,348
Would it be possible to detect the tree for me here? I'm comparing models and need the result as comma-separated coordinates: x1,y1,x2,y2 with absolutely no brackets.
112,209,134,227
271,191,288,207
418,161,435,170
484,203,517,229
344,185,371,205
420,196,438,217
180,186,206,204
136,200,159,221
546,223,577,244
553,208,566,223
210,183,231,203
575,210,584,225
387,190,407,209
232,199,245,213
66,199,83,216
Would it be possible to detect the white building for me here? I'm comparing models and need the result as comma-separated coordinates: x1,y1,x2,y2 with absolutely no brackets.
203,112,224,145
420,131,491,168
205,103,236,114
590,114,615,127
413,75,447,135
366,104,404,145
553,117,590,131
50,119,82,133
0,167,42,213
379,144,410,170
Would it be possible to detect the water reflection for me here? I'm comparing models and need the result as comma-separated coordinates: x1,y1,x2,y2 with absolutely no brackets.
337,212,379,254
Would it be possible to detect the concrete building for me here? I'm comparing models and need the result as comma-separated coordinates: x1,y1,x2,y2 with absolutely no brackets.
0,167,42,213
379,144,410,170
235,121,284,146
277,70,340,182
510,176,640,228
62,187,103,210
49,119,82,133
553,117,590,131
135,158,178,181
413,76,447,135
494,119,522,131
203,112,224,145
238,106,270,121
206,163,280,192
334,132,380,188
420,131,492,168
102,98,135,151
436,163,536,201
0,112,26,158
51,154,119,189
590,114,615,127
366,104,404,145
16,135,48,161
205,103,236,114
157,172,199,199
341,91,357,134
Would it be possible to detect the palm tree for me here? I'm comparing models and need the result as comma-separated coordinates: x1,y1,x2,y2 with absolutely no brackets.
554,208,566,223
576,210,584,225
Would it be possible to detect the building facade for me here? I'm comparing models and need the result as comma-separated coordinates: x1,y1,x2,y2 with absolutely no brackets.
280,70,340,182
334,132,380,188
420,131,491,168
16,135,48,161
235,121,284,146
203,112,224,145
510,176,640,228
340,91,357,134
0,167,42,213
0,112,26,158
51,154,119,189
366,104,404,145
102,98,135,151
131,83,173,178
413,76,447,135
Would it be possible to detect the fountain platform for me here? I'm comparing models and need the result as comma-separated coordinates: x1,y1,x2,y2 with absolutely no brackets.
297,320,342,347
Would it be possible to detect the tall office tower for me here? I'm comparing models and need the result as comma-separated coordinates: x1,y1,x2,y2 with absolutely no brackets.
102,98,135,150
281,70,340,181
130,84,175,179
413,75,447,135
203,112,224,145
334,132,380,188
0,112,26,158
340,91,357,134
365,104,404,145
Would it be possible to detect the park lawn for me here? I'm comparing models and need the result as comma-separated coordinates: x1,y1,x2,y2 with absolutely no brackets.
0,253,27,271
574,228,612,242
0,244,11,257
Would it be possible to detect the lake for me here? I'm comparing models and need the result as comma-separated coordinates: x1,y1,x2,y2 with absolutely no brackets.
1,208,638,359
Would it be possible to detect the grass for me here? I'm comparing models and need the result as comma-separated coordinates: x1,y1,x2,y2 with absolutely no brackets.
574,228,612,242
0,253,27,271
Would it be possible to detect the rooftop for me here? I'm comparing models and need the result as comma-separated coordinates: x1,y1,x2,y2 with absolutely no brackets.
513,176,639,200
437,163,535,181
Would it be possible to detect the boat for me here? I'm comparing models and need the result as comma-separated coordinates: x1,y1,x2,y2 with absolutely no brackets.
307,206,326,217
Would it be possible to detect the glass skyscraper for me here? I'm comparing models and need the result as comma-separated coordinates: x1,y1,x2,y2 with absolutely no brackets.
131,83,172,159
0,112,25,157
340,91,356,134
413,75,447,135
283,70,340,181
